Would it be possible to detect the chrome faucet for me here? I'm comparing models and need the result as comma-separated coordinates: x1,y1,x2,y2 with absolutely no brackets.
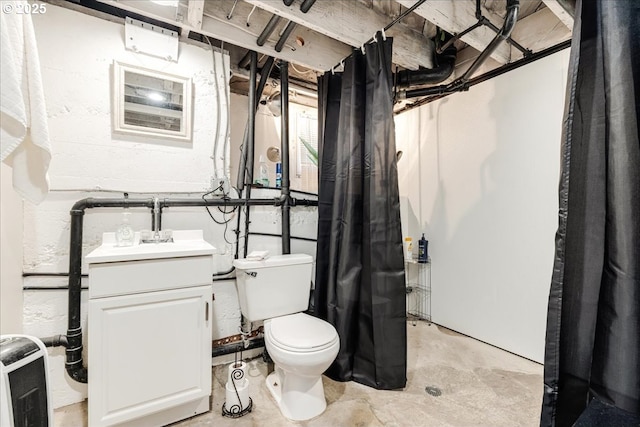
153,197,161,240
141,197,173,243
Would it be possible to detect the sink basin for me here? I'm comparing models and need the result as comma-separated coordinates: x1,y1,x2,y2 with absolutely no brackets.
86,230,215,264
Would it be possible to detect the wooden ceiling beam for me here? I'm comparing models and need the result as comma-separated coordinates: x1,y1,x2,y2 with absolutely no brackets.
96,0,352,72
510,7,571,57
396,0,512,64
201,0,352,71
186,0,204,30
244,0,434,70
541,0,574,29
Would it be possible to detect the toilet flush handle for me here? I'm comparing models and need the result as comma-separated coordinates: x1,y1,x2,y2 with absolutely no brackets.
245,271,257,278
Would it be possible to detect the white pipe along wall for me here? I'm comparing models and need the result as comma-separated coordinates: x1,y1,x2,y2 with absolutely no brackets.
0,3,312,409
395,49,570,363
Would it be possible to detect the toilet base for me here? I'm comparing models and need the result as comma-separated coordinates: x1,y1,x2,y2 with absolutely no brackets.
265,367,327,421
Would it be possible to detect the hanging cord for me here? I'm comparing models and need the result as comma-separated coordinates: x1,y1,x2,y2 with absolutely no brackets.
226,0,238,20
220,41,231,183
202,186,238,246
205,36,222,182
246,5,256,26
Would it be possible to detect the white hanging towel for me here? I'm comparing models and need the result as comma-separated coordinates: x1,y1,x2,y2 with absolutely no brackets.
0,3,51,205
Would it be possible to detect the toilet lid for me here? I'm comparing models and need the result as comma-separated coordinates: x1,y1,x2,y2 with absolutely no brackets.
268,313,338,352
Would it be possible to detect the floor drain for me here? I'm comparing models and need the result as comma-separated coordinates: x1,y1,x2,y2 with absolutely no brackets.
425,386,442,397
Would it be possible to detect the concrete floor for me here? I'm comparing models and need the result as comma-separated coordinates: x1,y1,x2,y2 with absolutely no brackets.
53,322,543,426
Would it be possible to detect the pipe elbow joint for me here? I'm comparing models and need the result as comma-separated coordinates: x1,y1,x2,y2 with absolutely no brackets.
65,365,88,383
71,199,91,213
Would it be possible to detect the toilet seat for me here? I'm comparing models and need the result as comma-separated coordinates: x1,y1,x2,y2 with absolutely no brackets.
267,313,338,353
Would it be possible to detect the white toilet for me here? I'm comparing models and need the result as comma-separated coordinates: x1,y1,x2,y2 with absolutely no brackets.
233,254,339,421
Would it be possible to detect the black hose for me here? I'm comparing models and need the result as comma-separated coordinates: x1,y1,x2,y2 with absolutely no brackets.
257,15,281,46
300,0,316,13
275,21,296,52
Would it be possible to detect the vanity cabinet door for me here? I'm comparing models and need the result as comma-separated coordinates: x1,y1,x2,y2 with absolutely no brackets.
88,285,211,427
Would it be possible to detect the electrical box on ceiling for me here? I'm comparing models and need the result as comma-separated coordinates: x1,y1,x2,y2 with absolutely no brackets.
125,17,179,62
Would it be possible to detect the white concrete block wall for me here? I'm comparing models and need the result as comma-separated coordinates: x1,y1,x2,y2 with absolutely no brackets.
7,4,319,410
19,4,237,408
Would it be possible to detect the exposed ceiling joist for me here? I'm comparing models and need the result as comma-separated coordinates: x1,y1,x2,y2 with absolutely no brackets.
201,0,352,71
244,0,433,70
396,0,512,64
186,0,204,30
510,7,571,55
97,0,352,72
541,0,574,29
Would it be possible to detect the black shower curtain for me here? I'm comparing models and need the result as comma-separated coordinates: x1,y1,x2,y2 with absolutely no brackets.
540,1,640,426
314,35,407,390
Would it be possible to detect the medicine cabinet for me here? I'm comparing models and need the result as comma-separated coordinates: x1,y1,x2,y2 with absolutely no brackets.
112,61,192,141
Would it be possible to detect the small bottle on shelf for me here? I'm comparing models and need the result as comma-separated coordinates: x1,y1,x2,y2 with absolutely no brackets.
256,156,269,187
404,237,413,261
275,162,282,188
418,233,428,263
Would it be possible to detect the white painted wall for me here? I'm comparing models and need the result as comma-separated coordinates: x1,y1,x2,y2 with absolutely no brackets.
19,4,236,408
395,50,570,363
1,163,24,334
9,4,318,410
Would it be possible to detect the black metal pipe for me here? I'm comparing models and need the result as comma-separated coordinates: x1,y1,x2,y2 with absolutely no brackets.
461,0,519,82
280,60,291,255
300,0,316,13
283,0,294,6
257,15,281,46
211,337,265,358
275,21,296,52
236,58,276,169
248,231,317,242
397,39,571,111
23,272,88,277
242,51,259,258
41,335,68,348
163,197,282,207
256,57,276,109
436,21,482,54
56,193,315,384
65,208,88,383
396,45,457,87
402,0,520,100
238,52,251,69
480,17,530,56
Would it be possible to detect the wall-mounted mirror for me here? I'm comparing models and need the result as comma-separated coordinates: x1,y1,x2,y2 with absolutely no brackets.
113,61,192,141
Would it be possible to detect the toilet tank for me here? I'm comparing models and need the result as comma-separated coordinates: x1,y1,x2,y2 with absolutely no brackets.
233,254,313,322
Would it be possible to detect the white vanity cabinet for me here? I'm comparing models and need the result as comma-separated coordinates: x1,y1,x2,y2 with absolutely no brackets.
86,230,214,427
